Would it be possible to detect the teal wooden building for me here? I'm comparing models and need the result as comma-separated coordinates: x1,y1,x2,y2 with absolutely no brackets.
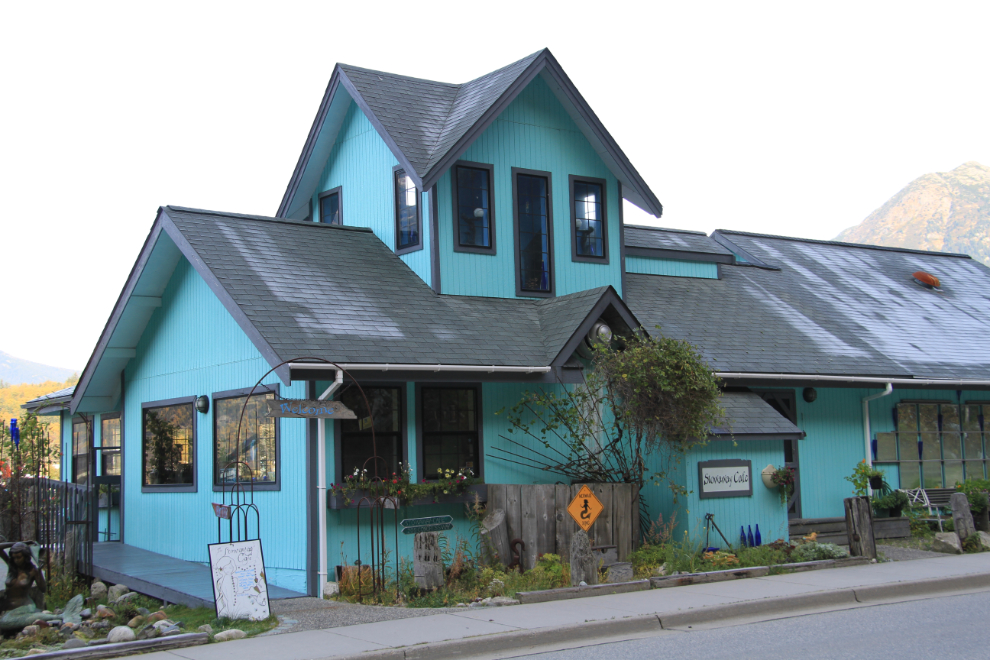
24,49,990,599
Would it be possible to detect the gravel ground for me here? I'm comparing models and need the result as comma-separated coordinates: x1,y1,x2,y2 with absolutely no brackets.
261,597,443,635
877,543,945,561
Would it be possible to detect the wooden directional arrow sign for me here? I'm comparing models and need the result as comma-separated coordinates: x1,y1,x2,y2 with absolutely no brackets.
400,515,453,535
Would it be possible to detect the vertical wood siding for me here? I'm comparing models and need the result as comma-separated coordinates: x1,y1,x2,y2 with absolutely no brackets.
310,101,432,287
625,257,718,279
436,76,623,298
124,258,308,592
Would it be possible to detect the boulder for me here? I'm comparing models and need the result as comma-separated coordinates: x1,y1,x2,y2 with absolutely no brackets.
63,637,87,650
974,531,990,550
80,609,91,620
160,625,182,637
107,584,129,603
147,611,168,623
107,626,136,643
951,492,976,541
95,605,115,619
22,625,40,637
569,530,598,587
604,562,634,583
214,628,247,642
90,582,108,600
137,626,160,640
113,592,139,606
197,624,214,634
932,532,963,554
152,620,176,631
127,616,144,628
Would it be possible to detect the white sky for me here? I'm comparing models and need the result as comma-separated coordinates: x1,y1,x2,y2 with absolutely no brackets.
2,1,988,371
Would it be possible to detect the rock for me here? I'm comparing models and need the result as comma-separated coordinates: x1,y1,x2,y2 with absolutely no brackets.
604,562,634,583
152,620,176,631
213,629,247,642
655,563,667,576
63,637,87,649
80,609,91,620
107,584,130,603
137,608,149,616
161,626,182,637
197,624,214,634
578,581,587,587
137,626,160,640
62,595,85,625
22,625,40,637
127,616,145,628
113,592,139,606
90,582,108,600
95,605,115,619
569,530,598,587
87,639,109,646
951,493,976,541
91,620,110,630
60,622,77,632
107,625,136,643
323,581,339,597
147,611,168,623
486,596,519,606
25,649,46,656
32,620,50,629
932,532,963,554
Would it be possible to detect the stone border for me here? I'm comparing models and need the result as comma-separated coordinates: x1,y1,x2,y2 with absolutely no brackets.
16,632,209,660
515,580,650,604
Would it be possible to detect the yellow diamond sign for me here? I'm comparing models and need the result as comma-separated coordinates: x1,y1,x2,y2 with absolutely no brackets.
567,485,604,532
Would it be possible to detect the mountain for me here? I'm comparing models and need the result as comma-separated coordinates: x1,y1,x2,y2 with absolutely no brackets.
834,161,990,266
0,351,78,386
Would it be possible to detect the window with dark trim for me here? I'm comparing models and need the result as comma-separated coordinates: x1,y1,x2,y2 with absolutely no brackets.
419,386,481,479
512,168,554,297
142,398,196,489
72,418,90,485
876,402,989,489
394,168,421,252
569,175,608,263
453,162,495,254
339,386,403,480
214,389,279,488
319,187,342,225
101,414,121,477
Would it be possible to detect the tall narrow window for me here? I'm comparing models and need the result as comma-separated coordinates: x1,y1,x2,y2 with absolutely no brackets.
570,176,608,262
420,387,480,478
339,386,402,480
320,188,342,225
513,169,553,296
142,399,195,489
214,391,278,487
72,418,90,485
394,168,420,252
453,163,495,253
101,415,121,477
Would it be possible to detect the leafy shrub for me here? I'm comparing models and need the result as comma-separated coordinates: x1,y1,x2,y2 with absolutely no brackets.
791,542,849,562
962,534,988,554
629,544,667,578
873,489,909,513
956,479,990,513
845,460,886,497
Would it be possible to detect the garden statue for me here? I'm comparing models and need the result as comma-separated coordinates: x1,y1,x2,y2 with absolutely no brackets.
0,542,63,633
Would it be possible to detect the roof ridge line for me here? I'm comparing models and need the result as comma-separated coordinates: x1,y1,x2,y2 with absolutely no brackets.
336,63,460,89
716,229,973,259
167,206,374,232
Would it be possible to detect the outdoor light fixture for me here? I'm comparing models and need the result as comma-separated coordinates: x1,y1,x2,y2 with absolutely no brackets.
803,387,817,403
196,395,210,414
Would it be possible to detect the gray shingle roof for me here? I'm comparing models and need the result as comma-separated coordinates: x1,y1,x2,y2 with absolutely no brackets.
23,386,75,413
711,392,804,439
625,225,732,257
625,231,990,379
164,207,621,367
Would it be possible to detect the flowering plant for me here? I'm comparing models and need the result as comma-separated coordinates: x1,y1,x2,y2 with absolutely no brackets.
770,466,795,506
329,462,477,507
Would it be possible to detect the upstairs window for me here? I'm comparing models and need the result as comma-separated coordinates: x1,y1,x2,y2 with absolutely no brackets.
339,386,403,480
453,163,495,254
101,414,121,477
72,418,90,485
394,168,421,252
513,168,554,296
142,398,196,490
214,389,278,488
320,188,342,225
570,176,608,262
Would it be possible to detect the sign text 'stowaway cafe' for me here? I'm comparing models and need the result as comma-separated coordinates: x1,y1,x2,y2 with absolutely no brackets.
265,399,357,419
697,459,752,499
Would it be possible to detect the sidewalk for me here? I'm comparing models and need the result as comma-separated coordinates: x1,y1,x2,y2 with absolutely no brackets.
128,553,990,660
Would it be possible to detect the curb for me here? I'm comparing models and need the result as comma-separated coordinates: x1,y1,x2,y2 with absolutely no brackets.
21,633,209,660
321,571,990,660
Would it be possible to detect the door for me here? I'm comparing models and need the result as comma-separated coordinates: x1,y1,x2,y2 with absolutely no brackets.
755,390,802,519
93,414,122,542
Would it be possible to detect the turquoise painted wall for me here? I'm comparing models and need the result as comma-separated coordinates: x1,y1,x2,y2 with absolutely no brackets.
310,101,432,287
124,257,308,592
625,257,718,279
436,76,623,299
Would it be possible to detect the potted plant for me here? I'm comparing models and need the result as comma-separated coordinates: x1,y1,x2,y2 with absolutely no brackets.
956,479,990,532
845,460,887,497
872,489,908,518
768,466,795,506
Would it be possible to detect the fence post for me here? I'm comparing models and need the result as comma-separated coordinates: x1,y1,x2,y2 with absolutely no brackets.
844,496,876,559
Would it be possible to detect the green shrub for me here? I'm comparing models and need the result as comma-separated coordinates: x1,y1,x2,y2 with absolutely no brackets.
956,478,990,513
791,542,849,562
629,544,667,578
873,489,909,513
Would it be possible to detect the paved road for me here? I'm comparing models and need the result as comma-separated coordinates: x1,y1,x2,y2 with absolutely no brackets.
507,591,990,660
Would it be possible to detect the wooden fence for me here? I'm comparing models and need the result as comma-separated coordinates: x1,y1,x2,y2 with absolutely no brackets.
486,483,639,571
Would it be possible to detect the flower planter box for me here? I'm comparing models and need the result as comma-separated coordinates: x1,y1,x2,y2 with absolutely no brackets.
327,484,487,510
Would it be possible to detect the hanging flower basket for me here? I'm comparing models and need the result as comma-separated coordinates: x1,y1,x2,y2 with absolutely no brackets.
769,466,795,507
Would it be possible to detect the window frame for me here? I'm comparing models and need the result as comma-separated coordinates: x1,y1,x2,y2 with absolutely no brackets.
318,186,343,225
100,412,121,478
212,384,281,492
393,166,423,255
141,396,198,493
72,416,91,486
569,175,609,264
333,381,408,485
415,383,484,483
511,167,555,298
451,161,497,255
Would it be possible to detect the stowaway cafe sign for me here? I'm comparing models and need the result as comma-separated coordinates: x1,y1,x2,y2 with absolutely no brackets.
265,399,357,419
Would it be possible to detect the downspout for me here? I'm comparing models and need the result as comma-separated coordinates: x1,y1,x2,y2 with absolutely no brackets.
315,369,344,595
863,383,893,493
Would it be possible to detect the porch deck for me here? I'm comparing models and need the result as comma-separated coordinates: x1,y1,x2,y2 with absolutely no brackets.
92,543,306,609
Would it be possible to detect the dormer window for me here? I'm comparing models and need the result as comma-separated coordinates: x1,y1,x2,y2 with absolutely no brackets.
453,162,495,254
394,168,421,253
570,176,608,263
319,187,342,225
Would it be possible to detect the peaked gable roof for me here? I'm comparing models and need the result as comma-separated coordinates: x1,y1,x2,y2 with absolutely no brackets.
278,49,662,220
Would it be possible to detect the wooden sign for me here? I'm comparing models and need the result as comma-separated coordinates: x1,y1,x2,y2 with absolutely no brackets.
567,485,604,532
212,503,231,520
698,459,752,499
265,399,356,419
401,515,453,535
414,532,443,589
208,539,270,621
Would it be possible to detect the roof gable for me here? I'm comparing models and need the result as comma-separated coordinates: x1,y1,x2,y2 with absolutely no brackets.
278,49,662,220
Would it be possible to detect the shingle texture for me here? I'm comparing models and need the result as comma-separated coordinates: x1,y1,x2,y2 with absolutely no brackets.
625,231,990,379
712,392,804,438
625,225,732,256
164,207,614,366
23,386,75,412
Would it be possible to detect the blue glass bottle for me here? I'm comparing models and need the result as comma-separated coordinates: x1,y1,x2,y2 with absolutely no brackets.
740,526,747,548
755,524,762,546
747,525,755,548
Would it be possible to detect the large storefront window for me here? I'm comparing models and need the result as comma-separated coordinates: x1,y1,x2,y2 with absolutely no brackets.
876,402,987,489
214,392,277,486
142,401,195,487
